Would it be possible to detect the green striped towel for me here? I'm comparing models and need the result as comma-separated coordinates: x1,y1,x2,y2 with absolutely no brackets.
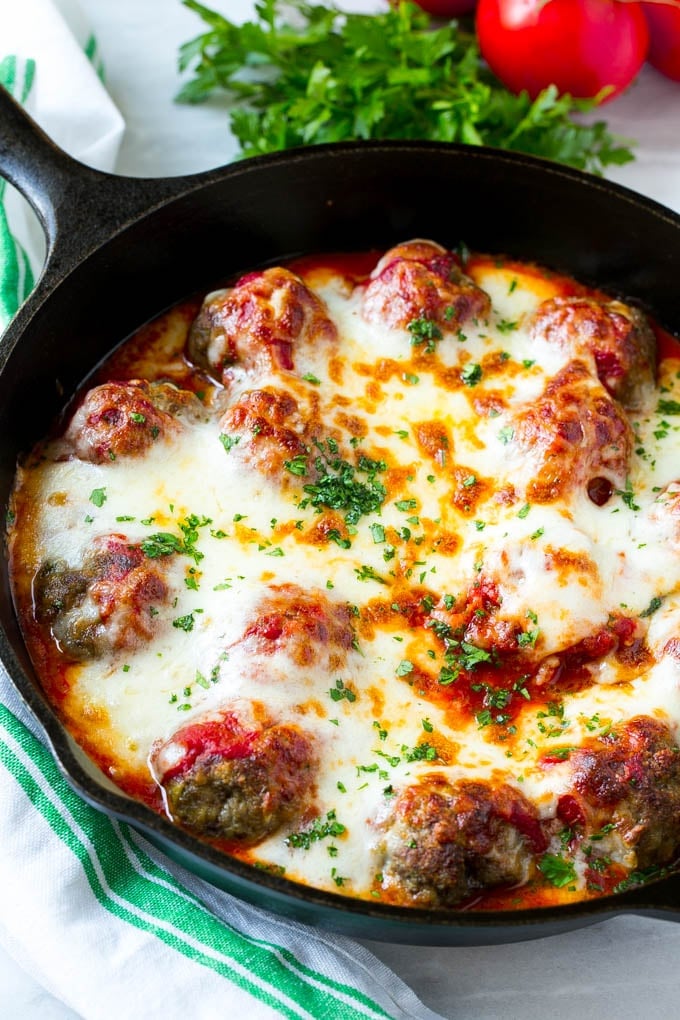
0,6,441,1017
0,57,35,331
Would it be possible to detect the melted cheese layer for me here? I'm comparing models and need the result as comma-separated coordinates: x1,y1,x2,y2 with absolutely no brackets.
10,251,680,907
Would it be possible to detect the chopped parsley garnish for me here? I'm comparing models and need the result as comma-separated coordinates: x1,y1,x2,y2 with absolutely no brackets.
184,571,200,591
302,372,321,384
472,683,512,709
172,612,196,632
329,679,356,703
461,362,482,387
219,433,240,453
89,488,106,508
295,439,387,525
538,853,577,888
327,529,351,549
615,479,640,512
640,595,664,618
401,742,438,763
373,721,388,741
369,523,386,544
286,809,346,850
657,399,680,416
284,454,308,476
395,660,414,677
544,746,577,761
129,411,146,424
498,425,514,444
141,533,184,558
517,627,540,648
497,319,518,333
407,317,443,353
612,864,668,894
354,564,387,584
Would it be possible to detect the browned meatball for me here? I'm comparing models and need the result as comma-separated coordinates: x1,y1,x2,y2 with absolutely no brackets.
530,296,655,409
218,388,310,484
63,380,203,464
513,360,633,504
187,267,337,383
33,534,169,659
151,711,317,843
238,584,356,670
361,239,491,333
377,775,545,907
562,716,680,869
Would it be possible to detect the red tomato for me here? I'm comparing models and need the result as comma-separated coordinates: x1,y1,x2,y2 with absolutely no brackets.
642,1,680,80
410,0,477,13
475,0,649,102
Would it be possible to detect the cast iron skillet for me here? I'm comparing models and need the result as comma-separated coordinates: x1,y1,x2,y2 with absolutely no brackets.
1,84,680,946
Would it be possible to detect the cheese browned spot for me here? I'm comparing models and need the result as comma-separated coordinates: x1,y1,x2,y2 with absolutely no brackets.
8,240,680,910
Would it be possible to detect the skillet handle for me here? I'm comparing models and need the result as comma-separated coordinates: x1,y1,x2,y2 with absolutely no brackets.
0,84,210,271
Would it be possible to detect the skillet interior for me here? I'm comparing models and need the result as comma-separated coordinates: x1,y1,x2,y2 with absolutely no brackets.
2,139,680,943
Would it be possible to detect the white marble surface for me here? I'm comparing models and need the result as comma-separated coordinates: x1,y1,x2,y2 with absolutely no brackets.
2,1,680,1017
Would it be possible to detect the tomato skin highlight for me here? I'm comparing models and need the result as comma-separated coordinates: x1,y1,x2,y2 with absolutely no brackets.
642,2,680,80
475,0,650,101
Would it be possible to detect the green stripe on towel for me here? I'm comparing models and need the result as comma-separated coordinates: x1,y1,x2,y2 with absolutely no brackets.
0,704,393,1020
0,55,37,329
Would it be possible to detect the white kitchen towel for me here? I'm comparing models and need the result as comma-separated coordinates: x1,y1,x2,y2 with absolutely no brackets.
0,3,442,1018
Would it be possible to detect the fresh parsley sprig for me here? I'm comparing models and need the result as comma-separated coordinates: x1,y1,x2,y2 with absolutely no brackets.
177,0,634,174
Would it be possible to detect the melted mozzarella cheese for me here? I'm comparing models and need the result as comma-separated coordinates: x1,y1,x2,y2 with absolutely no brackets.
10,254,680,904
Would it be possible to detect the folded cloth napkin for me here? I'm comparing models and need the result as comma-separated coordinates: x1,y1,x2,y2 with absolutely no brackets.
0,3,442,1017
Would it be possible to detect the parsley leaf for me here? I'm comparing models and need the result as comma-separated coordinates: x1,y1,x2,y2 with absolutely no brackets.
538,853,577,888
286,809,346,850
461,362,482,387
89,488,106,508
299,439,386,525
408,317,443,352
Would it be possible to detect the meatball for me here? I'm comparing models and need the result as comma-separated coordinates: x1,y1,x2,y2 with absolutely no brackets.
151,711,317,843
63,380,203,464
361,239,491,332
563,716,680,869
530,296,655,409
377,775,545,907
33,535,169,659
239,584,356,670
218,388,310,484
187,267,337,383
513,360,633,504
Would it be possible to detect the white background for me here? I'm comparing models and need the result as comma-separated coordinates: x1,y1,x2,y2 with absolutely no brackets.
2,1,680,1016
